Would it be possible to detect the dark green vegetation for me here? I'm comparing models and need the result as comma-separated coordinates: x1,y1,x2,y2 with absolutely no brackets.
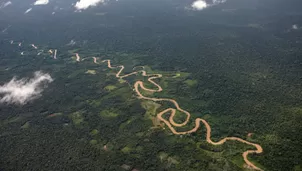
1,0,302,170
0,46,247,171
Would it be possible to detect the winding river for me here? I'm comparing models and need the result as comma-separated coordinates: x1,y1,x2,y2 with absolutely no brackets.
93,57,263,171
11,42,264,170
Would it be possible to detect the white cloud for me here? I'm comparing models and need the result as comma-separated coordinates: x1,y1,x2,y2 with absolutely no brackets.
0,1,12,9
191,0,208,10
0,71,53,105
75,0,105,10
24,8,32,14
1,25,11,33
67,39,76,46
191,0,226,10
213,0,226,4
34,0,49,5
292,24,298,30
